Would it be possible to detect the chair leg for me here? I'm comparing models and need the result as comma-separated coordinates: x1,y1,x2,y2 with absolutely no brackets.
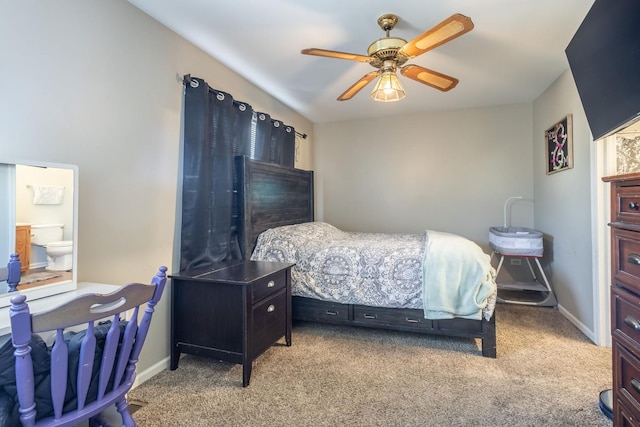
89,414,116,427
116,398,136,427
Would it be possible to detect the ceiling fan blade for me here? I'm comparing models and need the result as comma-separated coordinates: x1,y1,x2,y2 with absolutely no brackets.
337,71,379,101
301,48,371,63
398,13,474,59
400,65,459,91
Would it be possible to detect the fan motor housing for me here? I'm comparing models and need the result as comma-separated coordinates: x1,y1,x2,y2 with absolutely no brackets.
367,37,408,68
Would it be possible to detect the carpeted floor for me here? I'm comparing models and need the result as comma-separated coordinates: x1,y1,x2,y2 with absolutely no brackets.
129,304,612,426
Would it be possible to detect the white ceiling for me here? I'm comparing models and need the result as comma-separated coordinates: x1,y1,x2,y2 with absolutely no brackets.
129,0,595,124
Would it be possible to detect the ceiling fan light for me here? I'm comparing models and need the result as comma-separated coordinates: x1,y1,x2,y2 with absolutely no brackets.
370,70,406,102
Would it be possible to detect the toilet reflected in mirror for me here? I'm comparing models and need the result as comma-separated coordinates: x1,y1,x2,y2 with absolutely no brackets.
0,159,78,307
31,224,73,271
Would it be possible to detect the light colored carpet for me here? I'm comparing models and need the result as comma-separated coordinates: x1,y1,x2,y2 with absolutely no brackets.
129,304,612,426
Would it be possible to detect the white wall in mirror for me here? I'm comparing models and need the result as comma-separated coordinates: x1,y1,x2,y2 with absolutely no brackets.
0,159,78,308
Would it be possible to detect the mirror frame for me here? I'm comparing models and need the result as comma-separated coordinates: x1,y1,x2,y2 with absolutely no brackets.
0,158,78,308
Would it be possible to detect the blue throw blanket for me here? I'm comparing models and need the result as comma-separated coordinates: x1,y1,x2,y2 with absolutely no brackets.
422,230,496,320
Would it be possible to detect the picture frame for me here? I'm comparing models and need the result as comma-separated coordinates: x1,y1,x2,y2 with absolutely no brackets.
545,114,573,175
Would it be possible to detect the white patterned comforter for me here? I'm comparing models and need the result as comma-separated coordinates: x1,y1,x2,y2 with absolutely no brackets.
250,222,496,320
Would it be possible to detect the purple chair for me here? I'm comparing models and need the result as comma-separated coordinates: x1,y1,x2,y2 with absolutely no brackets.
8,266,167,427
2,253,21,293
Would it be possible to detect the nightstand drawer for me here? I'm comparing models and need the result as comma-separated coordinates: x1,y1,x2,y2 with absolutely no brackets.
615,341,640,417
252,289,287,358
614,229,640,293
252,270,286,303
613,287,640,348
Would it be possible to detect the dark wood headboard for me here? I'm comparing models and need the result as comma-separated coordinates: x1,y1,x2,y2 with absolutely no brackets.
236,156,314,259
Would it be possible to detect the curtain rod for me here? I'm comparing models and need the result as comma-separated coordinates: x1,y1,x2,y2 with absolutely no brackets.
183,74,307,140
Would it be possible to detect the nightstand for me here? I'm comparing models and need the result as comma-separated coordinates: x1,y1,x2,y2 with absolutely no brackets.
169,260,294,387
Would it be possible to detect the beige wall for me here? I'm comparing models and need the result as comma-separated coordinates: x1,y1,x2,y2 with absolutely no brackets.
0,0,603,386
313,104,535,249
0,0,313,376
532,70,595,333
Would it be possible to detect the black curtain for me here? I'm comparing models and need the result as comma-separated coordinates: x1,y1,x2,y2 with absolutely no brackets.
180,76,296,271
253,112,296,166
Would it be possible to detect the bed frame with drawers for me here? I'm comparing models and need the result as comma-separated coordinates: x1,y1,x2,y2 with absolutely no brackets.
235,156,497,358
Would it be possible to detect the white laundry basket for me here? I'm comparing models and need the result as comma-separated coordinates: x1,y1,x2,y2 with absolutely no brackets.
489,226,544,257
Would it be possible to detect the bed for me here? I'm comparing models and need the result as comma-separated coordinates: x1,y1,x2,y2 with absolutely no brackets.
235,156,497,357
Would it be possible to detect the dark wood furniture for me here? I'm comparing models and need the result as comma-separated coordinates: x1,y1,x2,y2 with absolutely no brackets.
604,172,640,426
169,260,294,387
236,156,497,358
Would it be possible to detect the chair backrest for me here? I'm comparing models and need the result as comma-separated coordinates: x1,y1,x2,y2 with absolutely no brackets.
8,266,167,427
0,254,21,293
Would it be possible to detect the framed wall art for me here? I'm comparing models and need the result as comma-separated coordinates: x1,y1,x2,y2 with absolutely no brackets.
545,114,573,175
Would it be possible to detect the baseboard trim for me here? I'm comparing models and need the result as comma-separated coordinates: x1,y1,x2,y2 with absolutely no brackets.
557,303,598,345
132,356,171,389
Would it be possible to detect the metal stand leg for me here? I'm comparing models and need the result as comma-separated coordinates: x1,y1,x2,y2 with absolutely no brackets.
491,252,557,307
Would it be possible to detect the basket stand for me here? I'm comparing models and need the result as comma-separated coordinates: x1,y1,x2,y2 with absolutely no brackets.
490,251,558,308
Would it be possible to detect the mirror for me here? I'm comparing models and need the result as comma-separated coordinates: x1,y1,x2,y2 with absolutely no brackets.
0,159,78,308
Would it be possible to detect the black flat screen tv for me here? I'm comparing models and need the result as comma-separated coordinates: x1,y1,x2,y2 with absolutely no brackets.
565,0,640,141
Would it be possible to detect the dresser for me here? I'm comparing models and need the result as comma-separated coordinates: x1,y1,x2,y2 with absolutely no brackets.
169,260,294,387
604,172,640,426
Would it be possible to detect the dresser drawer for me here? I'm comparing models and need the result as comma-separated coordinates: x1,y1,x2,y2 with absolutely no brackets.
613,287,640,348
617,398,640,427
613,229,640,293
252,270,286,303
613,181,640,225
615,341,640,418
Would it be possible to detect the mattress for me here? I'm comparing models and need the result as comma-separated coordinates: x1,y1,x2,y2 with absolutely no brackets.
250,222,496,320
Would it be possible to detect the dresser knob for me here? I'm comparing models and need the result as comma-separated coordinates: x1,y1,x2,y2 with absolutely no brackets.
267,280,275,288
267,304,275,312
628,254,640,266
630,202,640,210
624,315,640,330
632,378,640,394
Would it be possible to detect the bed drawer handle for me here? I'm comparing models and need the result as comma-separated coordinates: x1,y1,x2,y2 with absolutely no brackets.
624,315,640,330
267,304,275,313
325,310,338,316
628,254,640,266
630,202,640,210
363,313,377,319
267,280,275,288
405,318,420,324
632,378,640,394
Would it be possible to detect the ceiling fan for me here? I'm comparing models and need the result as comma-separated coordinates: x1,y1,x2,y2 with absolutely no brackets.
301,13,474,102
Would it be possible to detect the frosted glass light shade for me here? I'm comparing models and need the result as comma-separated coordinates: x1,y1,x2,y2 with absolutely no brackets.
370,70,406,102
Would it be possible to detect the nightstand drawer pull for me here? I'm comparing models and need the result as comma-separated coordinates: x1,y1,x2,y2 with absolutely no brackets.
363,313,377,319
405,317,420,323
325,310,338,316
267,280,275,288
624,315,640,330
632,378,640,394
630,202,640,210
267,304,275,313
628,254,640,266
